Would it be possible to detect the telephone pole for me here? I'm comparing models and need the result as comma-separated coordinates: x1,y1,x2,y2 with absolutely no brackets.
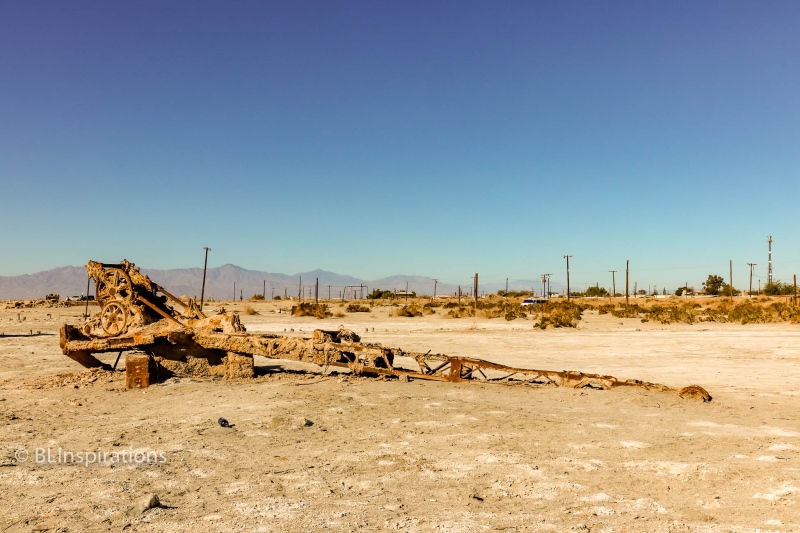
327,285,332,300
729,259,733,303
541,274,547,299
747,263,756,297
609,270,617,299
563,256,572,301
200,247,211,310
298,276,302,301
625,260,629,305
767,235,773,284
474,273,479,308
433,279,438,300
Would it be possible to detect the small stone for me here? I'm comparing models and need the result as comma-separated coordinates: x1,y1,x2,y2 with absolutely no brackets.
126,493,160,516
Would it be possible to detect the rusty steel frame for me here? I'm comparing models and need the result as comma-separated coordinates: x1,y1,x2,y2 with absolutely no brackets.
59,260,711,402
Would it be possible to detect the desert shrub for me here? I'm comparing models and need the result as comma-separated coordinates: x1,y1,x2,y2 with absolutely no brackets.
480,306,505,319
333,311,346,318
250,294,265,301
394,304,423,317
532,301,584,329
610,304,643,319
273,295,282,300
504,310,527,321
598,304,615,315
346,303,370,313
644,304,697,324
443,302,460,309
243,304,258,315
291,303,332,319
421,303,437,315
446,306,475,318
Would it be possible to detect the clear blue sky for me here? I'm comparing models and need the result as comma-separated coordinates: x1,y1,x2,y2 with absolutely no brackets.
1,1,798,291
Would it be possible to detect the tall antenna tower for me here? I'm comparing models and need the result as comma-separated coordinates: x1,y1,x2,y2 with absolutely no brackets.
767,235,773,284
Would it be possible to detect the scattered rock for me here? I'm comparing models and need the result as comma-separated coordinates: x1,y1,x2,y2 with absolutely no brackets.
126,493,160,516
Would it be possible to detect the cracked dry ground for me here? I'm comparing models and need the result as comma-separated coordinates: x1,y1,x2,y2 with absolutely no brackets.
1,303,799,532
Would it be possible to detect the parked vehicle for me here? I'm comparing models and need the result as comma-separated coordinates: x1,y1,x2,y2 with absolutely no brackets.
521,298,548,307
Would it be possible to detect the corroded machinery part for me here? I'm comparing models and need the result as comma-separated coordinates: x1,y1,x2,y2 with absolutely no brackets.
62,260,711,401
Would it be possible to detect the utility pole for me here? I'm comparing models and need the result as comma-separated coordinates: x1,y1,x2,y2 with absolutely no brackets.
406,281,409,304
767,235,773,284
625,260,629,305
505,277,508,298
729,259,733,303
474,273,479,308
240,288,242,301
263,279,266,299
271,287,275,300
327,285,332,300
298,276,302,301
541,274,547,299
315,277,319,304
563,256,572,301
200,247,211,310
233,281,235,301
433,279,438,300
747,263,756,297
458,285,461,305
284,288,287,299
609,270,617,299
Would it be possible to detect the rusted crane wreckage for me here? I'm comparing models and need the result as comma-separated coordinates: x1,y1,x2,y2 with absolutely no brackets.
59,260,711,401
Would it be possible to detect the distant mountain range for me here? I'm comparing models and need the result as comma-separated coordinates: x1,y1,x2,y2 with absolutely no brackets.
0,264,555,300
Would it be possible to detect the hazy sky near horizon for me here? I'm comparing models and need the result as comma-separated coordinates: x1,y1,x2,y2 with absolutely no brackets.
1,1,798,290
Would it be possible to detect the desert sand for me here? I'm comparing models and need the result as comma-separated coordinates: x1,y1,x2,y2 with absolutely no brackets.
1,300,799,532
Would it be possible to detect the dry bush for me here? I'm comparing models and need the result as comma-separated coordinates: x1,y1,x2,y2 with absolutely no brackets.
701,301,800,324
641,304,698,324
598,303,615,315
446,306,475,318
532,301,584,329
333,311,346,318
243,304,258,315
291,303,332,319
477,301,526,320
597,299,800,325
346,303,370,313
393,305,423,317
610,304,643,319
